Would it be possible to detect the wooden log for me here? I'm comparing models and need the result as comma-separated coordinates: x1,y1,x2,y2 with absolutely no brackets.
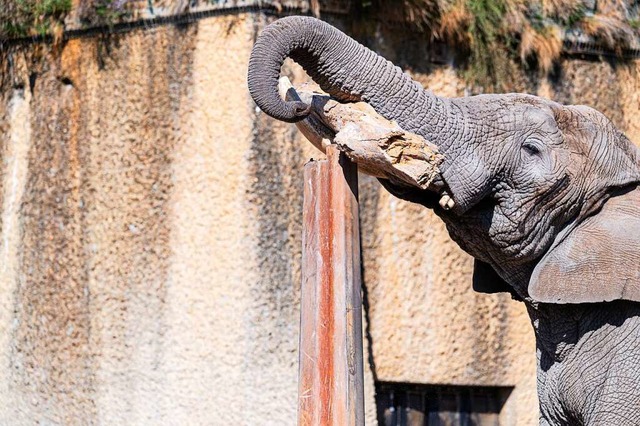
278,77,443,190
299,146,364,426
291,74,443,425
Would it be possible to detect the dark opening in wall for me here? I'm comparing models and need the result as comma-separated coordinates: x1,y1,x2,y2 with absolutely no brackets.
376,382,513,426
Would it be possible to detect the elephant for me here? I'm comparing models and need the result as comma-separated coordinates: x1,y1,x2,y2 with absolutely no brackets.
247,16,640,425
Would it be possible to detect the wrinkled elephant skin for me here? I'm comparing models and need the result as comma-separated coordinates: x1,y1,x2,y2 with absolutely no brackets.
248,17,640,425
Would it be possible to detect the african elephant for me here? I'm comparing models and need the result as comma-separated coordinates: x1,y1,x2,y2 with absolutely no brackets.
247,16,640,425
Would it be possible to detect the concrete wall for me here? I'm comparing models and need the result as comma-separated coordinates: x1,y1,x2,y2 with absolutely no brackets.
0,10,639,425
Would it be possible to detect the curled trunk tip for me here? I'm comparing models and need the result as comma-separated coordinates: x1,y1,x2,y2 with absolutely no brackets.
247,16,318,123
247,16,448,143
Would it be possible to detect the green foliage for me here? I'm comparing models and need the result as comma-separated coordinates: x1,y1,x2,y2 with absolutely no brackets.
88,0,130,27
36,0,73,16
563,6,586,27
0,0,132,40
1,0,71,39
526,8,546,30
463,0,514,89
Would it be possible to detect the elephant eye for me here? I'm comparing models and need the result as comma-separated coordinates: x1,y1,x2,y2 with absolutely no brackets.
522,141,542,156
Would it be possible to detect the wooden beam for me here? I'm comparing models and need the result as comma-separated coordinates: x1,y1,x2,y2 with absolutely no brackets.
278,77,443,191
299,146,364,426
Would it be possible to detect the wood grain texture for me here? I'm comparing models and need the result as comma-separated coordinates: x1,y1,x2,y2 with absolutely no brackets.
299,146,364,426
278,77,443,190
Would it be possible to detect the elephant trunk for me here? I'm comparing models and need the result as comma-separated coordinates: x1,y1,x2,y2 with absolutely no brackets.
247,16,449,138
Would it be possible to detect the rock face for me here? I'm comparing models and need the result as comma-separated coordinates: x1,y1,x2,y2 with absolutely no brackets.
1,10,639,426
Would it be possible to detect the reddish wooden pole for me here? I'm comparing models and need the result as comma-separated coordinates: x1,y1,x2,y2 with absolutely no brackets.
298,146,365,426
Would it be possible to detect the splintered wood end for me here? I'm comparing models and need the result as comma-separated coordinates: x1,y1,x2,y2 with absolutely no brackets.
278,77,443,189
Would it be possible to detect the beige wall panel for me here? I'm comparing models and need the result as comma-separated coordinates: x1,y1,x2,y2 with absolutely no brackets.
0,84,33,423
1,11,639,426
617,62,640,145
0,13,375,425
542,59,640,146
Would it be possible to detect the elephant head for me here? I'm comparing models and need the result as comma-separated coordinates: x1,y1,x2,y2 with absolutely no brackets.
248,16,640,305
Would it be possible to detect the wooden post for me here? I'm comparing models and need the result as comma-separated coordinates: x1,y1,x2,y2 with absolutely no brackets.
298,146,365,426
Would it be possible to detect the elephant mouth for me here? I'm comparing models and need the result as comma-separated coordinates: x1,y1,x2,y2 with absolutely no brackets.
381,172,494,218
429,175,458,211
380,174,459,213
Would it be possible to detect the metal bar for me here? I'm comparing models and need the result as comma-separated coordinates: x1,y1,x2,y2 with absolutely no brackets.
299,146,364,426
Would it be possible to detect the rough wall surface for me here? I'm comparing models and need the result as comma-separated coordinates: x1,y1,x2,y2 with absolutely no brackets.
0,15,314,425
0,11,639,426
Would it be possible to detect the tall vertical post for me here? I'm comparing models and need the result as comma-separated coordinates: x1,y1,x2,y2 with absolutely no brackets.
299,146,365,426
298,146,364,426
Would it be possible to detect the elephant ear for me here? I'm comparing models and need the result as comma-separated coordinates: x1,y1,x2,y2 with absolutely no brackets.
529,186,640,304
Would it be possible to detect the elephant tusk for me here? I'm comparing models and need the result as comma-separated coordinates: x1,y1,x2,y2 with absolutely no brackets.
439,193,455,210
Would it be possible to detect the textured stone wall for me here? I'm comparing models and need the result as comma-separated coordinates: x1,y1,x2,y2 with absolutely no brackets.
0,11,639,426
0,14,315,425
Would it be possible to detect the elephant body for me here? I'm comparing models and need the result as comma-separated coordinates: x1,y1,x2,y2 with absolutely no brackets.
247,16,640,425
532,301,640,424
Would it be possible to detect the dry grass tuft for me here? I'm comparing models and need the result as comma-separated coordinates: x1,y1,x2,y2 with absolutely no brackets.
361,0,640,89
3,0,639,89
540,0,584,22
595,0,630,19
520,23,563,72
437,1,472,43
579,15,635,50
375,0,441,31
